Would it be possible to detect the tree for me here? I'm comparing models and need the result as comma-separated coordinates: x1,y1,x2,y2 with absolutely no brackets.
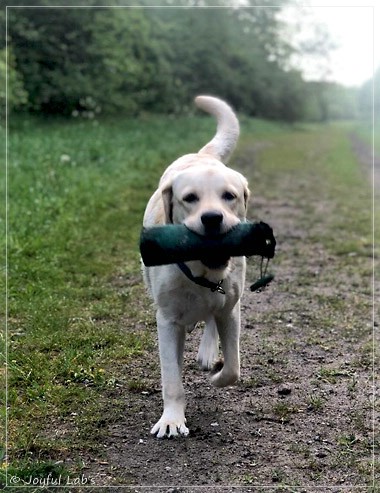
358,67,380,120
3,0,353,122
0,47,28,123
6,2,167,115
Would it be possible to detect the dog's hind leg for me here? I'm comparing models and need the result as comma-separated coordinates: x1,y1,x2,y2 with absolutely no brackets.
211,303,241,387
197,317,219,370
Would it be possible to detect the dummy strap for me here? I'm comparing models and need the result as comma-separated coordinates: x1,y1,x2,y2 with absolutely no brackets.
177,262,226,294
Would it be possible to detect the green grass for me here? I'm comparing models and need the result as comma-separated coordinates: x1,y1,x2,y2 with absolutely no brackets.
5,113,230,482
2,113,376,485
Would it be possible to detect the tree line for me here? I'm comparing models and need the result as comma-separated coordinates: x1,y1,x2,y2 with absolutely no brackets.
0,0,374,123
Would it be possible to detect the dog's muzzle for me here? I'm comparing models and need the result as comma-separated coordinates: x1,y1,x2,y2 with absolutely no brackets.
201,211,224,235
199,212,231,268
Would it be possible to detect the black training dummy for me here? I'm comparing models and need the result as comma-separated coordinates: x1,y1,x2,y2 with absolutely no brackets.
140,221,276,267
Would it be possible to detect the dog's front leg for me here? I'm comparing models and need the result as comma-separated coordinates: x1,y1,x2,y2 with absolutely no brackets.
212,302,241,388
151,309,189,438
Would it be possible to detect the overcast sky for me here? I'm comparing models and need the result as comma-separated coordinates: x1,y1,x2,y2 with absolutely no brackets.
281,1,377,87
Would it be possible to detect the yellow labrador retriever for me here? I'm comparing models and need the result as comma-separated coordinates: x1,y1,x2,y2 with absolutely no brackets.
143,96,249,438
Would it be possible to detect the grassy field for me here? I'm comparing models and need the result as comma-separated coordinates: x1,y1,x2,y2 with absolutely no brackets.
1,113,377,489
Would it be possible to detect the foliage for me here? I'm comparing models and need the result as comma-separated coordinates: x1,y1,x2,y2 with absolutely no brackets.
2,0,362,121
0,48,28,123
358,66,380,120
6,3,167,115
303,81,359,122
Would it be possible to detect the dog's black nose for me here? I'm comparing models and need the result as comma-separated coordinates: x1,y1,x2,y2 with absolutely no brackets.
201,211,223,233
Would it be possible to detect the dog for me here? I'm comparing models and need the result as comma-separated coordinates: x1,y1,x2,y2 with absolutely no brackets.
142,95,250,438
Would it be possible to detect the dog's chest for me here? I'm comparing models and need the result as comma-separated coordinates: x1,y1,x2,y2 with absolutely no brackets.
151,266,244,326
161,287,226,326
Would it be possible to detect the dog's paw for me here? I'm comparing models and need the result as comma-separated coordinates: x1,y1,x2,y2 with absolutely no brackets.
211,365,240,387
151,411,189,438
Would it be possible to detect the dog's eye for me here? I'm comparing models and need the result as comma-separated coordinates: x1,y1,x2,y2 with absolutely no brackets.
222,191,236,201
183,193,199,204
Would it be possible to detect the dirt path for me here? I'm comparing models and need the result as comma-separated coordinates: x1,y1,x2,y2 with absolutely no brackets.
90,134,377,491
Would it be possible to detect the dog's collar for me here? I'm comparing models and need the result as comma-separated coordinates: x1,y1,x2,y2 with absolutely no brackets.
177,262,225,294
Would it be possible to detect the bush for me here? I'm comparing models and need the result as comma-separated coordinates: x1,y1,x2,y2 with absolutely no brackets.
0,48,28,124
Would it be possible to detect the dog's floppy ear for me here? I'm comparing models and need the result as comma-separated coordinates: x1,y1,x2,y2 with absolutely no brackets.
244,185,251,213
240,175,250,214
161,181,173,224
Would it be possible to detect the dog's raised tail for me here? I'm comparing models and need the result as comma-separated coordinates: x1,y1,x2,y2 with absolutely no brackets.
195,95,240,163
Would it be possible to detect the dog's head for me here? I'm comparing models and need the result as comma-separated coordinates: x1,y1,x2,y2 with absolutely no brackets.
160,155,250,269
